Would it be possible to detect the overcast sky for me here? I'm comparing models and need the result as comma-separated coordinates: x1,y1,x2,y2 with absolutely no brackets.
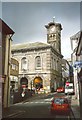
1,2,80,59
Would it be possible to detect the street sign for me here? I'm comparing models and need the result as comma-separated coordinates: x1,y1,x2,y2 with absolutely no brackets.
66,82,69,86
74,61,82,68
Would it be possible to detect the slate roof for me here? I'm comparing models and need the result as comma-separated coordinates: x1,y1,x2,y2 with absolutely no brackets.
70,31,81,40
0,18,15,35
11,42,63,58
12,42,51,51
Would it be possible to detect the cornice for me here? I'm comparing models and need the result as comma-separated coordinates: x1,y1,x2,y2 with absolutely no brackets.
11,43,63,58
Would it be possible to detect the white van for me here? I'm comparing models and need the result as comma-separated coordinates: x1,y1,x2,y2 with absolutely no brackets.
65,83,74,95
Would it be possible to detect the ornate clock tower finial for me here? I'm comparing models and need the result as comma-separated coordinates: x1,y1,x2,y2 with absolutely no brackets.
53,16,55,23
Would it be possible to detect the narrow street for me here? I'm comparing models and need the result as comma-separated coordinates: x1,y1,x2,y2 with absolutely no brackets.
3,92,75,119
1,2,82,120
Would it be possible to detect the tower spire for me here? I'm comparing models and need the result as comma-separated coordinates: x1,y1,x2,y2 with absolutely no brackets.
53,16,55,23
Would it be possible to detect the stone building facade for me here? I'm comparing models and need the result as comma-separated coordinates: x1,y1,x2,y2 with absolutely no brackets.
11,20,63,93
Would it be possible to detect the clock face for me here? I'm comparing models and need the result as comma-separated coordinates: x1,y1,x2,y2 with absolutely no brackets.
50,26,56,33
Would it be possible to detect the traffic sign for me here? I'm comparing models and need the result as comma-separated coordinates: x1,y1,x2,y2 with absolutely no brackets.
66,82,69,86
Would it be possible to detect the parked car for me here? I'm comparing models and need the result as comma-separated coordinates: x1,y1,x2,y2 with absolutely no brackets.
56,87,64,93
50,97,70,116
65,83,74,95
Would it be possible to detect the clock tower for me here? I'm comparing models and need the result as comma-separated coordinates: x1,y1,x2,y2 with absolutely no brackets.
45,18,62,53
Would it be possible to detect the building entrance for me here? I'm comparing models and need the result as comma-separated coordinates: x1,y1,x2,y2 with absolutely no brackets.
33,77,43,90
20,77,28,86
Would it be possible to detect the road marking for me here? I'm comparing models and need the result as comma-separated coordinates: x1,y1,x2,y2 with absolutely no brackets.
13,93,57,106
14,103,22,105
23,101,51,104
44,97,53,101
7,111,25,118
35,102,38,103
55,115,70,118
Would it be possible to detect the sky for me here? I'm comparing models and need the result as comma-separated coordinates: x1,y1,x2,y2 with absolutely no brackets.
1,2,80,59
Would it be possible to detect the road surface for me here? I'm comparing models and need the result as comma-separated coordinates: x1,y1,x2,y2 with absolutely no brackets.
3,92,75,119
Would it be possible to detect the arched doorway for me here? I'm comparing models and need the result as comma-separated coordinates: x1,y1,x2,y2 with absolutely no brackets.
33,77,43,90
20,77,28,87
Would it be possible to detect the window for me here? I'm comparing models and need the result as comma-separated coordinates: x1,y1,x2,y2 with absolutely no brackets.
35,56,41,68
51,57,53,69
11,64,18,71
11,64,16,70
54,59,56,70
56,60,59,71
21,57,27,71
54,98,65,104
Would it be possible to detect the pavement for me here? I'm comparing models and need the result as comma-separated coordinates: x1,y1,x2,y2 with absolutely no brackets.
1,93,80,120
70,95,80,119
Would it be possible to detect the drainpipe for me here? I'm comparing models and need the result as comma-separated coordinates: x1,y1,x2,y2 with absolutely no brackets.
3,34,14,108
7,34,13,107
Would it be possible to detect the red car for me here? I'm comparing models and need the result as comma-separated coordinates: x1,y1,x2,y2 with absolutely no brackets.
56,87,64,93
50,97,70,116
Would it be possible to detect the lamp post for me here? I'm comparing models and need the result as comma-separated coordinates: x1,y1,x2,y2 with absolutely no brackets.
30,81,33,91
30,81,34,96
31,81,32,91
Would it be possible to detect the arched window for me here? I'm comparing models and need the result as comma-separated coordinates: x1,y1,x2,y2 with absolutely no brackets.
35,56,41,68
21,57,27,71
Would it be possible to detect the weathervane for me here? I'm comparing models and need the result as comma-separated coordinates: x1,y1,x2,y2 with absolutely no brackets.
53,16,55,23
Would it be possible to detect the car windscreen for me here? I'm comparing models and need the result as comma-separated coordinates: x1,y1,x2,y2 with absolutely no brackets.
54,98,67,104
57,87,63,89
65,86,73,89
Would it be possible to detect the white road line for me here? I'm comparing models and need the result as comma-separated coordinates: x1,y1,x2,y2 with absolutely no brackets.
44,97,53,101
7,111,25,118
14,93,57,105
14,101,51,105
40,102,44,103
24,101,51,104
30,102,34,103
14,103,22,105
35,102,38,103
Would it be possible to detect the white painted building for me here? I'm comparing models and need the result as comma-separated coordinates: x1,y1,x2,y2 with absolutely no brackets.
62,59,71,86
76,31,82,118
70,31,80,99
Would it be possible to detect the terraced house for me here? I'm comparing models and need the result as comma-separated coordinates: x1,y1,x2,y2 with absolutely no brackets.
11,20,63,93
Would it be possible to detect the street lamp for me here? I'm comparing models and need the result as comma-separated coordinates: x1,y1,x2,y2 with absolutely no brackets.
30,81,33,91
